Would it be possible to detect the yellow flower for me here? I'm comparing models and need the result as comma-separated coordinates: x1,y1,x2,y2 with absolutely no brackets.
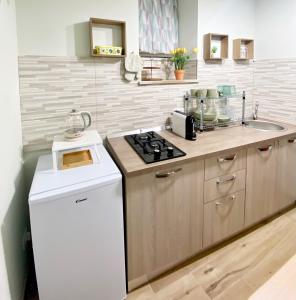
170,49,175,55
192,47,199,54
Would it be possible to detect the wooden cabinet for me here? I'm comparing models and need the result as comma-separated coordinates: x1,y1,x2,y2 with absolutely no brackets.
121,134,296,291
276,137,296,210
203,190,245,248
126,159,204,291
245,142,277,227
203,33,229,60
233,39,254,60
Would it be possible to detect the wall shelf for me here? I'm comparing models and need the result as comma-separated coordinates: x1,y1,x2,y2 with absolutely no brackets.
233,39,254,60
89,18,126,57
138,79,199,86
92,54,125,59
203,33,229,61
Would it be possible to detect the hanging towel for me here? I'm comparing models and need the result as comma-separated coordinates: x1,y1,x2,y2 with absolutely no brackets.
124,53,144,81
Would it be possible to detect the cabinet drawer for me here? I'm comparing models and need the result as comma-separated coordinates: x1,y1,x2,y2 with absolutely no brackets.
205,149,246,180
204,169,246,203
203,190,245,248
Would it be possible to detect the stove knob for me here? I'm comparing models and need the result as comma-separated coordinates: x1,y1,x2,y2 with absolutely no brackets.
132,135,138,144
167,146,174,157
154,149,161,160
143,144,149,154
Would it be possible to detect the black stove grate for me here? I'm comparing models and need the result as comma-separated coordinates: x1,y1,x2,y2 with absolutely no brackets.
124,131,186,164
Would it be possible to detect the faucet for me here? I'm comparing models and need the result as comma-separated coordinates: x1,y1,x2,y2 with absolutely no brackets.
253,102,259,120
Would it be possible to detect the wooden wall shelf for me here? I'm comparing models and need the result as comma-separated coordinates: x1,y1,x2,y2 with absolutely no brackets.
89,18,126,57
233,39,254,60
204,33,229,61
138,79,199,86
91,54,125,58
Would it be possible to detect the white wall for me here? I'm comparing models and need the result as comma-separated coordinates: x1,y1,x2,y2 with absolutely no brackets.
16,0,257,59
178,0,198,51
255,0,296,59
198,0,255,60
0,1,28,300
15,0,139,56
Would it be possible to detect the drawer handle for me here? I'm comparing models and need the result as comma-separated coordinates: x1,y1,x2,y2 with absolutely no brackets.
217,154,237,163
288,139,296,143
216,195,236,206
216,174,236,184
258,145,272,152
155,167,182,178
75,198,88,204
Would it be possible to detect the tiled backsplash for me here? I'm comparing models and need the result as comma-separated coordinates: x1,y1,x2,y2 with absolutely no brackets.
254,59,296,123
19,56,254,151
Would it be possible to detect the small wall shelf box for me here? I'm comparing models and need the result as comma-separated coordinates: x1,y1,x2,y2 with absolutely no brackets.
204,33,229,61
89,18,126,58
233,39,254,60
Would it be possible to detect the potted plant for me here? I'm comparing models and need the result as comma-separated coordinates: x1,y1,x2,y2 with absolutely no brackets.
211,46,218,58
170,48,190,80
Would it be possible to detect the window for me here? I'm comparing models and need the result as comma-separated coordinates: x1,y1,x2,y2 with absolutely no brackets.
139,0,179,55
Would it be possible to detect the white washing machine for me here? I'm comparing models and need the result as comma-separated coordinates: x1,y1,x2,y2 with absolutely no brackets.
29,144,126,300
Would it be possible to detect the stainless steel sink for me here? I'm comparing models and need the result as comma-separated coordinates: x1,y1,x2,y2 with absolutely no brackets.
245,120,286,131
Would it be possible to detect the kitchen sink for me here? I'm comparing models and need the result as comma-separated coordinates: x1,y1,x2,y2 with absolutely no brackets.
245,120,286,131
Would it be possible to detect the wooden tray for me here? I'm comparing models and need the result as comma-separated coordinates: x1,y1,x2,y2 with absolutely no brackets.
62,150,93,170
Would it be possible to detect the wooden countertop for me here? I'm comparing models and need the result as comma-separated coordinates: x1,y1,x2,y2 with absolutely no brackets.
107,121,296,176
249,253,296,300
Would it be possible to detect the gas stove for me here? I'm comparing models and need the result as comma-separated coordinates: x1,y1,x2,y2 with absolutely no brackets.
124,131,186,164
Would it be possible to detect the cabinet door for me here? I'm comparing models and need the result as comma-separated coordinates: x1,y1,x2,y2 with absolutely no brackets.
276,137,296,210
245,142,277,227
126,159,204,291
203,190,245,248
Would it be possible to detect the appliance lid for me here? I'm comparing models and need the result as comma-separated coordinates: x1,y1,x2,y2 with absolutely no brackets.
29,145,120,199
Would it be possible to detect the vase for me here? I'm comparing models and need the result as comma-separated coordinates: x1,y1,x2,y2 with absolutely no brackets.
174,70,185,80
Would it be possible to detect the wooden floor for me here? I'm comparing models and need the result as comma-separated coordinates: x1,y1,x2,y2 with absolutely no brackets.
126,207,296,300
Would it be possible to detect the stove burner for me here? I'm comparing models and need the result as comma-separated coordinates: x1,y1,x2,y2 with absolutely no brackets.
124,131,186,164
139,134,149,141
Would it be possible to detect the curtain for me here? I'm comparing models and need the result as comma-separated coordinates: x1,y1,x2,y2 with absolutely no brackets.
139,0,179,54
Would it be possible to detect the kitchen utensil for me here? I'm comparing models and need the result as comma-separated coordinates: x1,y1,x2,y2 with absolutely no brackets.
190,89,198,97
64,109,92,140
196,89,208,98
217,115,231,123
194,112,216,121
207,89,219,99
217,85,237,97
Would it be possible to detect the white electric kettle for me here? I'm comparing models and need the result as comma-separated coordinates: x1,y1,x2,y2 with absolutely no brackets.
64,109,92,140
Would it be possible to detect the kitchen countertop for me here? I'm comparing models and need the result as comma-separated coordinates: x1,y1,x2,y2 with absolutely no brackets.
107,120,296,176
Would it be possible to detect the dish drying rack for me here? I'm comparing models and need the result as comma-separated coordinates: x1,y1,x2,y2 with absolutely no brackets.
184,93,245,132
